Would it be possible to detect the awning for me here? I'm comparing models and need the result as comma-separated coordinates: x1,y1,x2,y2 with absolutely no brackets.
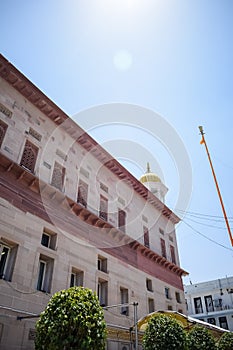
137,310,229,339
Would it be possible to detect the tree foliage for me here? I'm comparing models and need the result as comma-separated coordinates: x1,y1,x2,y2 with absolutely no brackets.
142,314,187,350
187,325,216,350
217,332,233,350
35,286,106,350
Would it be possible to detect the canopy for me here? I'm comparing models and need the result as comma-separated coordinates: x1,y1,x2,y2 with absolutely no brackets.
137,310,229,339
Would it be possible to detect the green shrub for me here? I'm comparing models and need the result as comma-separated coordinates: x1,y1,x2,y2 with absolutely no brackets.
187,325,216,350
217,332,233,350
35,286,106,350
143,314,187,350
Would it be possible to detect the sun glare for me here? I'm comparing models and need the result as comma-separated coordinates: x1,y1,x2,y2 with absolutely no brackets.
113,50,133,71
98,0,142,14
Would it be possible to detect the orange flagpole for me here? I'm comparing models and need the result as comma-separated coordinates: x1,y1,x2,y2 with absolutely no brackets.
198,126,233,247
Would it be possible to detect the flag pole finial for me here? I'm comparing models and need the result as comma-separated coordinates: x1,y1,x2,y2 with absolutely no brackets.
146,162,151,173
198,125,204,135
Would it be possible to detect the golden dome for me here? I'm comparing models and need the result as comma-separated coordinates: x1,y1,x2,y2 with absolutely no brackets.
139,163,161,184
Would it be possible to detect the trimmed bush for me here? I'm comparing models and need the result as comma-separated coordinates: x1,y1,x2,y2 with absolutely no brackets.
143,314,187,350
217,332,233,350
187,325,216,350
35,286,106,350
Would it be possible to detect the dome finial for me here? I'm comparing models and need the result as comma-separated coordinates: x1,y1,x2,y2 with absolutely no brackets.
146,162,151,173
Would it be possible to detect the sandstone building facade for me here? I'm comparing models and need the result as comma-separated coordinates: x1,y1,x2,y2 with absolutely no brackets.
0,54,187,350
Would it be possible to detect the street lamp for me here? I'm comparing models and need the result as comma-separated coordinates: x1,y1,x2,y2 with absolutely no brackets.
103,301,139,350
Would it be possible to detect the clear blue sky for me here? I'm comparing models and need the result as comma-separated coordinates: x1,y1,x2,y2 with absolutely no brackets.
2,0,233,284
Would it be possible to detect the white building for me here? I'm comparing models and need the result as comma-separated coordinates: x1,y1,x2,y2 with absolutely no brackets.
0,54,188,350
184,276,233,331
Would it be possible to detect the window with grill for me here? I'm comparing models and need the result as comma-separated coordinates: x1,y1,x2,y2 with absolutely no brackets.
0,120,8,148
0,102,12,118
77,179,88,208
219,316,228,330
118,209,126,232
144,226,150,248
204,295,214,312
170,245,176,264
160,238,167,258
207,317,216,325
194,297,203,314
99,194,108,221
214,298,223,309
20,140,38,173
51,161,65,191
100,182,108,193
